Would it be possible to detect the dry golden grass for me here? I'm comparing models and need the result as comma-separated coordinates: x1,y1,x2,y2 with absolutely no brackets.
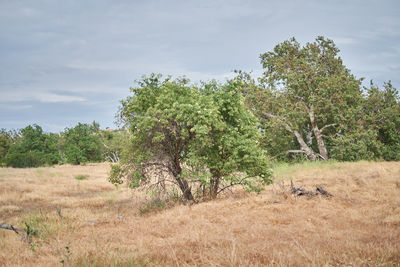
0,161,399,266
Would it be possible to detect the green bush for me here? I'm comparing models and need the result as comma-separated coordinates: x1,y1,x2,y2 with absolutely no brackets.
75,174,89,180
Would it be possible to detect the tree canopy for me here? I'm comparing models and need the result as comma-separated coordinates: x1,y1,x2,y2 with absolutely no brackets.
61,122,103,165
257,36,363,160
110,74,272,200
3,125,60,168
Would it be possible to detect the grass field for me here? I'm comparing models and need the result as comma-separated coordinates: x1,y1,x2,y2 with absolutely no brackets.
0,161,399,266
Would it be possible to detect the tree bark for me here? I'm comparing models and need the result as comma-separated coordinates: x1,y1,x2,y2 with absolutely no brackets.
293,130,318,161
308,105,329,160
210,170,221,199
265,112,319,161
176,177,194,201
171,153,194,201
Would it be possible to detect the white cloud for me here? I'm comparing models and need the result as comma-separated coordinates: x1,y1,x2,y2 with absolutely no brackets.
34,93,86,103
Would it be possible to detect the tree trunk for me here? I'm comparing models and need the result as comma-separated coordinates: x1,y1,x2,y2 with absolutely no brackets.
293,130,318,161
308,105,329,160
210,170,221,199
176,177,194,201
171,157,194,201
265,112,318,161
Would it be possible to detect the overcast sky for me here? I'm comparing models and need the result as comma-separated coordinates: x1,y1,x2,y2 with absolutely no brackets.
1,0,399,132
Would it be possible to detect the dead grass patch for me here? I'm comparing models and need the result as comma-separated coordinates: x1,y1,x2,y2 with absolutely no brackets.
0,161,399,266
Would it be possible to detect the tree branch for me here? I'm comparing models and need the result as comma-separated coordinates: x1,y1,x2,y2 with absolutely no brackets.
0,224,23,234
217,175,255,195
320,123,337,132
306,129,313,146
286,150,306,154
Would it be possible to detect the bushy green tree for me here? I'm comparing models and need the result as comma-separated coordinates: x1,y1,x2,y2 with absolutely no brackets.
61,122,103,165
190,81,272,197
364,81,400,160
110,74,272,200
258,36,363,160
4,125,61,168
112,75,217,200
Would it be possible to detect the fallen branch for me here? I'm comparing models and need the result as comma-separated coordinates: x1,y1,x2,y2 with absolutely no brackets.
290,180,333,197
0,224,23,234
315,185,333,196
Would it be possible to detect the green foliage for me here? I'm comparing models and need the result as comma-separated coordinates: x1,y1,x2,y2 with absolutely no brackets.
61,122,103,165
364,81,400,160
4,125,61,168
116,74,220,200
109,164,126,185
329,128,379,161
99,130,130,162
75,174,89,180
232,71,297,161
0,129,14,166
254,37,364,160
190,80,272,197
113,74,272,200
328,81,400,161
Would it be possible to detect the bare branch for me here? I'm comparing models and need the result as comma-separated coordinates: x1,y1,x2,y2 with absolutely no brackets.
306,130,313,146
320,123,337,132
286,150,306,154
0,224,23,234
217,175,256,195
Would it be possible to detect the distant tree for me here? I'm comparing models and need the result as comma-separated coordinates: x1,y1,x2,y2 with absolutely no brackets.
364,81,400,160
258,36,363,160
4,125,61,168
110,74,272,200
0,129,14,165
62,122,103,165
99,130,130,162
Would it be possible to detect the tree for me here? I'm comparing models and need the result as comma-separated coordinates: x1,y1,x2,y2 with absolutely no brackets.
112,74,218,200
61,123,103,165
110,74,272,200
0,129,14,165
364,81,400,160
4,125,61,168
190,81,272,198
258,36,363,160
99,129,130,162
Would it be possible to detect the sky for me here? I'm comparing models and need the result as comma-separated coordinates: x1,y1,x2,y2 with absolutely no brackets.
1,0,399,132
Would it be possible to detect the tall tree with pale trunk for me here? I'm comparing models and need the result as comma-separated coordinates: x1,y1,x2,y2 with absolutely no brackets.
258,36,362,160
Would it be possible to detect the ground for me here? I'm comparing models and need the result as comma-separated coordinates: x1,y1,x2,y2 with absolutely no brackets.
0,161,399,266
